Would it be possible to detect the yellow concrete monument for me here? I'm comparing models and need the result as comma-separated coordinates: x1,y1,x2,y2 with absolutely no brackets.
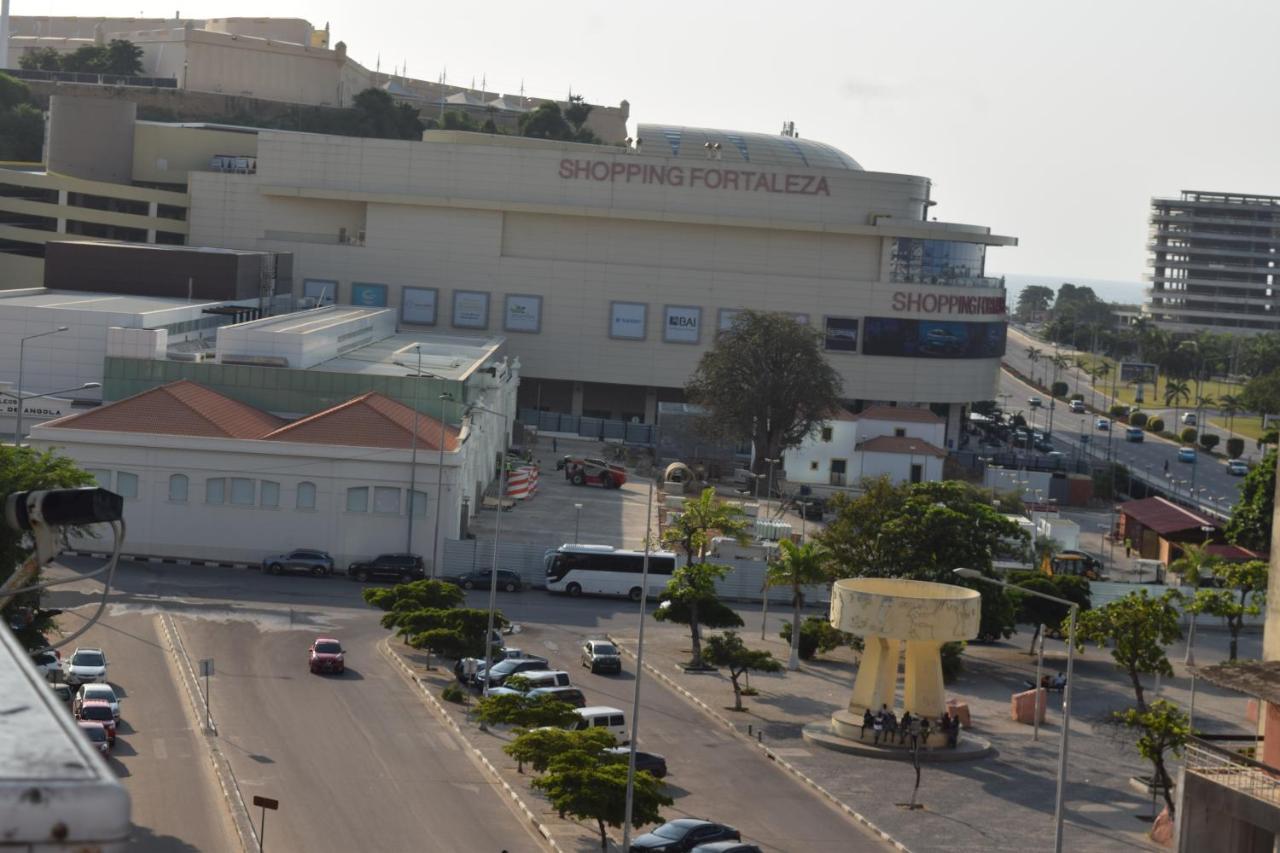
829,577,981,741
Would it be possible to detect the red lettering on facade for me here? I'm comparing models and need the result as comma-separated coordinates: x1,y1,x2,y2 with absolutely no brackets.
704,168,723,189
557,160,834,198
626,163,642,181
890,291,1007,315
590,161,610,180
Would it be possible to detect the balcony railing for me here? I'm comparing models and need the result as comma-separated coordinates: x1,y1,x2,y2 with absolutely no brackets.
890,274,1006,290
1185,738,1280,807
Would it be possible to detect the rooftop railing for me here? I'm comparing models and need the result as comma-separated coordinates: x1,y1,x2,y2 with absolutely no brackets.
1185,738,1280,807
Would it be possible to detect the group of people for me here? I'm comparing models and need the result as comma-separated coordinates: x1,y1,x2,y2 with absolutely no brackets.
861,705,961,750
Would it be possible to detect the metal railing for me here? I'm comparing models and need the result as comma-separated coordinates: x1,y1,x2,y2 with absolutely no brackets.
1185,738,1280,806
2,67,178,88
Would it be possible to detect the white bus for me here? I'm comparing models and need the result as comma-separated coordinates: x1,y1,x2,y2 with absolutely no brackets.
544,544,679,601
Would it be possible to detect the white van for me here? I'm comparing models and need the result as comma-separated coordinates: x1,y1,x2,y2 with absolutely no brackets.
514,670,572,690
574,706,628,744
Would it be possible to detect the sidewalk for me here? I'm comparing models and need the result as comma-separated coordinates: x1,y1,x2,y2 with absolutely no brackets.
602,612,1242,853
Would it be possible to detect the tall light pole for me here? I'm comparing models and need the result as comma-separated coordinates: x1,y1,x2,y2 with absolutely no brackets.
14,326,70,446
763,457,780,520
393,357,444,557
433,392,454,578
465,401,512,707
955,568,1077,853
621,482,656,851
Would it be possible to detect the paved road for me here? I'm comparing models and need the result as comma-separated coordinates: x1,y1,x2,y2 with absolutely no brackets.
42,603,237,852
473,590,892,852
48,558,548,853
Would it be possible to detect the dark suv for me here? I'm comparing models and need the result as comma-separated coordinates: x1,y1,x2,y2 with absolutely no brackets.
348,553,425,583
444,569,524,592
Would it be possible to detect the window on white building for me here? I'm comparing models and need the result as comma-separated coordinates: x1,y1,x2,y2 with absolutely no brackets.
115,472,139,499
409,490,428,518
168,474,188,502
821,427,833,442
297,481,317,510
809,461,819,471
346,487,369,513
85,469,111,489
261,481,280,508
910,463,924,484
894,428,907,437
206,478,226,505
373,487,401,514
230,478,255,506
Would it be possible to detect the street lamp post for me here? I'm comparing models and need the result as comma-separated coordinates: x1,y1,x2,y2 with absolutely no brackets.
621,482,656,851
433,392,454,578
465,400,512,712
3,382,100,447
573,503,583,544
763,457,780,521
393,359,445,561
955,568,1077,853
14,326,70,446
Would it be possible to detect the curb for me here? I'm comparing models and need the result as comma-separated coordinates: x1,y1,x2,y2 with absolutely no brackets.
159,614,259,853
607,634,911,853
378,639,566,852
65,550,257,569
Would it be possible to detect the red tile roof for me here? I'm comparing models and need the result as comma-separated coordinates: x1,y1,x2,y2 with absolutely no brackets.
1120,497,1217,536
857,436,948,458
824,407,858,423
1205,543,1266,562
40,380,285,439
852,405,943,424
264,392,460,451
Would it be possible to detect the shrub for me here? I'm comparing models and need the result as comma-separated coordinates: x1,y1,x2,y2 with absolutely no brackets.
1110,404,1130,420
1180,427,1198,444
442,683,467,704
1070,393,1084,401
941,641,965,683
1129,412,1148,428
1227,437,1245,459
1051,381,1069,398
1147,417,1164,433
1261,430,1279,447
780,617,856,660
1199,433,1220,452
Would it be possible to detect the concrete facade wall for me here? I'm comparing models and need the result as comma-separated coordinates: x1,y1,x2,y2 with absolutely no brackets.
47,96,136,183
133,122,259,186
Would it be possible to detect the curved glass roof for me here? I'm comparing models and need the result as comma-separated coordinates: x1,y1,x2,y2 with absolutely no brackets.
635,124,862,171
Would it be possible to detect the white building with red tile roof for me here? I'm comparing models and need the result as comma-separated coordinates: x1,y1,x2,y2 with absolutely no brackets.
785,405,946,492
28,380,485,570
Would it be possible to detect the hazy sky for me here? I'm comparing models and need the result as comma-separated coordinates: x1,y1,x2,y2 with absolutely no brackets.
17,1,1280,281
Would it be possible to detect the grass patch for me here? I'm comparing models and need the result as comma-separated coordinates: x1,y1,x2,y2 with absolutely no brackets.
1211,417,1269,442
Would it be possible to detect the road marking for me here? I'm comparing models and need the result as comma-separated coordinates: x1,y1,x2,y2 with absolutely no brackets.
541,640,559,651
153,738,167,760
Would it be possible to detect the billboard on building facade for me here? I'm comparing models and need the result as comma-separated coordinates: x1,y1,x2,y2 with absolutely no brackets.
401,287,438,325
862,317,1006,358
824,317,860,352
664,305,702,343
351,282,388,307
1119,362,1158,384
610,302,647,339
504,294,542,333
452,291,490,329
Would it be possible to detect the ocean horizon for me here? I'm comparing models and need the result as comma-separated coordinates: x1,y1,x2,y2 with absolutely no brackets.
997,272,1146,308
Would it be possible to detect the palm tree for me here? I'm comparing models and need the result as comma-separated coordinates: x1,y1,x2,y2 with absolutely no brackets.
1093,362,1112,411
1195,395,1216,440
1169,542,1219,664
1074,357,1090,397
1051,353,1071,396
1164,379,1191,428
1219,393,1242,436
767,540,835,670
1026,346,1043,385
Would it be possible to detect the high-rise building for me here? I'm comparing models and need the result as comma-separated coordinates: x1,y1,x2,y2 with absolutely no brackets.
1145,190,1280,334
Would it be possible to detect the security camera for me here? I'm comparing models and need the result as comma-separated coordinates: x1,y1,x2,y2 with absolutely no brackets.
5,487,123,533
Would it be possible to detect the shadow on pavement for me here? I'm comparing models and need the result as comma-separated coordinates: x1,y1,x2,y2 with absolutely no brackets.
127,823,202,853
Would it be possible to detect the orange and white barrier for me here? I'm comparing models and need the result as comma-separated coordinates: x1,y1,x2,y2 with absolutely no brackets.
506,465,540,500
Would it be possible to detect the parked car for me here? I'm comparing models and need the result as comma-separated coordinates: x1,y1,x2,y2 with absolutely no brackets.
690,843,763,853
605,746,668,778
347,553,424,583
75,684,121,720
1095,418,1110,431
528,686,588,708
1033,437,1054,453
442,569,524,592
1182,412,1198,426
1178,447,1197,463
79,721,111,756
455,645,538,683
479,656,554,689
629,819,741,852
573,706,629,744
1069,400,1085,413
30,648,61,679
1228,459,1250,476
1125,427,1145,443
262,549,334,577
75,700,117,744
582,639,623,674
62,648,108,686
1028,396,1043,408
50,682,74,708
309,638,345,674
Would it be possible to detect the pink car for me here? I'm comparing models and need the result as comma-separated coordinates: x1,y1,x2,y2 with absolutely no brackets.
309,638,345,675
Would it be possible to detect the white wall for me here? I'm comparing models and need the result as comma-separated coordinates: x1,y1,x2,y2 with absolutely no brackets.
856,451,943,485
787,420,857,487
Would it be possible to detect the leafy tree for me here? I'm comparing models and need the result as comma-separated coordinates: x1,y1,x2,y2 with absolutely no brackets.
1219,393,1243,435
1026,346,1043,384
1226,437,1245,459
517,101,601,143
351,87,423,139
363,578,464,613
1,447,95,649
1187,559,1267,661
0,73,31,111
473,693,580,733
505,727,616,774
1225,449,1275,553
1007,571,1092,653
1164,379,1191,426
685,310,842,475
940,640,965,683
104,40,144,75
61,45,110,73
661,487,748,565
701,631,783,711
1115,700,1189,820
563,94,593,134
1199,433,1219,452
1241,371,1280,424
1179,427,1197,445
1129,411,1148,428
780,616,855,660
654,563,743,668
1076,590,1182,710
1051,381,1069,398
533,750,671,853
766,539,836,669
397,607,502,661
0,104,44,161
1147,417,1165,434
18,47,63,71
1014,285,1054,322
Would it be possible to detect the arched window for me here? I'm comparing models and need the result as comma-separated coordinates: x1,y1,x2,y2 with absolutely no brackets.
296,481,317,510
168,474,188,502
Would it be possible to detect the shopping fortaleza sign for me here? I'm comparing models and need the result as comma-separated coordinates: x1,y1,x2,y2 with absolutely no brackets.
891,291,1007,315
559,159,832,196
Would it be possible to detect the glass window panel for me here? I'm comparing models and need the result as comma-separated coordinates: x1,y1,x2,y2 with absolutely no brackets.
346,487,369,513
85,469,111,489
261,481,280,508
297,481,317,510
410,490,428,518
230,478,255,506
373,486,401,514
115,472,138,499
168,474,188,502
206,478,225,505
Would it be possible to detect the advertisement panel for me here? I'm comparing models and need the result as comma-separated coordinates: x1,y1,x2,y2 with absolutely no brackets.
303,279,337,307
452,291,490,329
823,317,860,352
1119,362,1158,384
719,309,811,331
504,294,542,333
401,287,438,325
862,317,1006,359
610,302,647,340
664,305,702,344
350,282,388,307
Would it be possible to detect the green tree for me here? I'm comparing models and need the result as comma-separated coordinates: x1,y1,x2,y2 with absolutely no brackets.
1163,379,1190,426
1225,449,1276,552
351,87,423,139
1187,559,1267,661
1014,285,1054,322
685,310,843,475
1026,346,1043,385
779,616,855,660
654,563,743,669
701,631,783,711
474,693,581,733
0,104,44,161
1115,700,1189,820
517,101,601,143
0,446,94,649
363,578,464,614
661,487,748,565
1242,371,1280,425
61,45,109,73
18,47,63,71
1076,590,1182,710
534,749,672,853
505,727,616,774
766,539,836,670
103,40,144,75
0,73,32,111
563,94,593,134
1219,393,1242,436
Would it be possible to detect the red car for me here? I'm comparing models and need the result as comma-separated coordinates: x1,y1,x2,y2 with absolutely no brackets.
75,700,117,744
79,721,110,756
309,638,345,674
564,457,627,489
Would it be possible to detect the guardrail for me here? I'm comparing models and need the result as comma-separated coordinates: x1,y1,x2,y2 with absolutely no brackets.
2,67,178,88
1185,738,1280,806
